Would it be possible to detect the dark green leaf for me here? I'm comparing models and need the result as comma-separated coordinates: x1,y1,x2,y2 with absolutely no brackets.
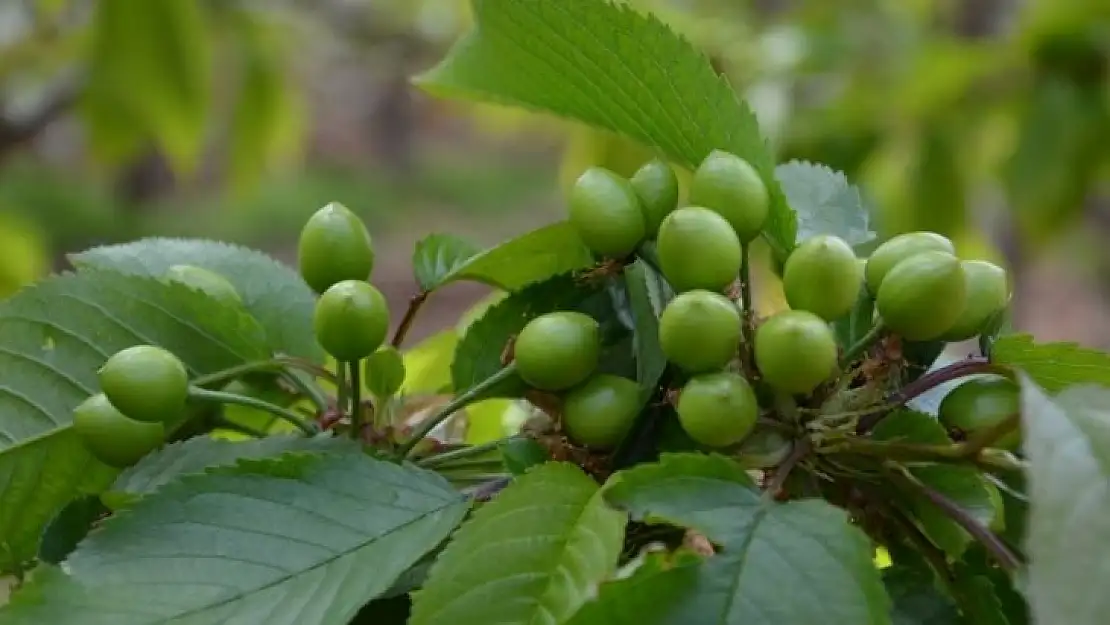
604,453,892,624
417,0,796,260
38,496,108,566
776,160,876,247
624,261,671,404
499,437,550,475
412,234,481,292
565,551,703,625
883,565,959,625
71,237,322,360
992,334,1110,393
409,462,626,625
0,450,470,624
0,269,270,574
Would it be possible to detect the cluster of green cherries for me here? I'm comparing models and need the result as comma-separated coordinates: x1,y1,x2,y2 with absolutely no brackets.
72,202,397,468
513,149,1011,452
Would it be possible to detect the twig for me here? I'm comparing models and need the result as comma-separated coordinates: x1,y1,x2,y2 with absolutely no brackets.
348,361,362,439
763,438,810,500
188,387,319,436
739,246,755,373
392,292,429,348
418,435,520,468
957,413,1020,458
839,319,886,368
826,438,1025,472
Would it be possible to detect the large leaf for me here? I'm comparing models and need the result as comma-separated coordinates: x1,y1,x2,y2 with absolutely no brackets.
83,0,212,172
992,334,1110,393
415,223,593,293
71,237,321,361
0,451,470,624
776,160,876,247
1021,379,1110,625
417,0,796,260
604,453,891,624
565,551,704,625
0,269,270,573
409,462,626,625
872,410,996,556
623,260,671,403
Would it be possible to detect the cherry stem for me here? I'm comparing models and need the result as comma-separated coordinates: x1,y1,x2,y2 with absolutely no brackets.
884,462,1022,572
839,319,886,369
190,356,338,389
418,435,521,468
187,386,319,436
392,292,429,349
279,369,329,413
762,437,810,501
347,361,362,440
825,438,1025,472
739,246,756,373
399,363,520,458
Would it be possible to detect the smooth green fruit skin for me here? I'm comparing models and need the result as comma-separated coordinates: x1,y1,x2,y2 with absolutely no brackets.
73,394,165,468
938,377,1021,450
735,428,793,469
98,345,189,424
656,207,743,293
754,310,838,394
363,346,406,398
562,374,641,449
567,167,646,258
940,260,1010,341
630,158,679,237
313,280,390,362
166,265,242,307
876,251,967,341
783,235,862,321
865,231,955,294
298,202,375,294
677,371,758,447
515,311,600,391
659,290,742,373
688,150,769,242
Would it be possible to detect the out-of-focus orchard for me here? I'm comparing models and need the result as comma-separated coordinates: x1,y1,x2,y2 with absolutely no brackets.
0,0,1107,345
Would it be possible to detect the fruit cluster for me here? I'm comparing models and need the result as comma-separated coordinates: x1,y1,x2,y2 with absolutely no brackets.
514,150,1013,455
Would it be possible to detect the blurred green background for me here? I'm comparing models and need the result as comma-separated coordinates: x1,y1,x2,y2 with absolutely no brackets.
0,0,1107,346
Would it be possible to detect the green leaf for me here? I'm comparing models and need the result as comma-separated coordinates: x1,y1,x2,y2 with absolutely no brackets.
0,269,270,574
418,223,594,293
499,437,550,475
565,551,703,625
106,433,355,505
1020,379,1110,625
412,234,482,292
451,272,613,397
0,451,470,624
872,411,996,556
992,334,1110,393
623,260,671,403
409,462,626,625
604,453,892,624
38,496,108,566
950,559,1014,625
83,0,212,172
776,160,876,247
882,566,959,625
418,0,796,260
71,237,322,361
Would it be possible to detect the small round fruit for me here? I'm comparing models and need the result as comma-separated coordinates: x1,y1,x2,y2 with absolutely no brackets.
659,290,742,373
98,345,189,424
298,202,375,293
865,231,955,294
940,260,1010,341
562,374,640,449
165,265,242,306
363,346,406,398
630,158,679,237
656,207,743,293
782,235,862,321
938,377,1021,451
314,280,390,362
567,167,646,258
514,311,600,391
754,310,838,394
73,394,165,468
735,428,794,469
676,371,758,447
688,150,769,242
876,251,967,341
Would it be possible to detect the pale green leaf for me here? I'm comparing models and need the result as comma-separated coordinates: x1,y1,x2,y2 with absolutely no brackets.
410,462,626,625
992,334,1110,393
0,269,271,573
623,260,670,403
776,160,876,247
412,234,482,292
1021,379,1110,625
417,0,796,259
604,453,892,625
71,237,322,361
872,410,996,556
83,0,212,172
0,451,469,624
565,551,703,625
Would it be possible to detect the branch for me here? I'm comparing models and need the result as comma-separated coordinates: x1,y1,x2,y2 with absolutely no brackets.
391,291,429,348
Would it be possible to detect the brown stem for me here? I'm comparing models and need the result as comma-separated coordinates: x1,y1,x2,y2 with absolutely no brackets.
763,438,810,500
391,291,429,349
